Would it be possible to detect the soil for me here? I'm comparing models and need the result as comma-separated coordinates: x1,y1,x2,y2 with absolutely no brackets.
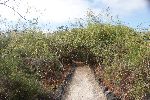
62,62,106,100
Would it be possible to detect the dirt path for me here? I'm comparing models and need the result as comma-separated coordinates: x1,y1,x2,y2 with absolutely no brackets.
63,64,106,100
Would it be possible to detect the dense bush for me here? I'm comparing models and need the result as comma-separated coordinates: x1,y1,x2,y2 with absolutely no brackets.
0,17,150,99
0,30,72,99
48,23,150,99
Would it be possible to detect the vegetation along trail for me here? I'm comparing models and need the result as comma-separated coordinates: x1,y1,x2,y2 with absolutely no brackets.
63,62,106,100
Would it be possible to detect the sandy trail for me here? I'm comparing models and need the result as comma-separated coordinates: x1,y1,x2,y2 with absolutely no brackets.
63,64,106,100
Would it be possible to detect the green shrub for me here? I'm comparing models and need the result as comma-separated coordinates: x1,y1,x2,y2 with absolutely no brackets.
0,16,150,99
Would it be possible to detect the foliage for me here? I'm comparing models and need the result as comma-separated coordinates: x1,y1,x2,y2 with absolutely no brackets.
0,14,150,99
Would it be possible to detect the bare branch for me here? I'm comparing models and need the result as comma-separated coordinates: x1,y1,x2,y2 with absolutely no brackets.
0,0,10,5
3,0,10,4
0,0,29,21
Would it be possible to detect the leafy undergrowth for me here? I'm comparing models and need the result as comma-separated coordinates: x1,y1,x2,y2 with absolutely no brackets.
0,15,150,99
0,31,73,99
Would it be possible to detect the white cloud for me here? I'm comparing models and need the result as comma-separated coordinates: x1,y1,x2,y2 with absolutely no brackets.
101,0,148,15
0,0,149,25
0,0,92,23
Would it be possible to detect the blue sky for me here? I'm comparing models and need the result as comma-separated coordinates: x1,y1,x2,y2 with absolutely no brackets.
0,0,150,31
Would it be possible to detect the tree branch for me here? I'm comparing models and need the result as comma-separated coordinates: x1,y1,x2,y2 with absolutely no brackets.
0,0,10,5
0,0,29,21
3,0,10,4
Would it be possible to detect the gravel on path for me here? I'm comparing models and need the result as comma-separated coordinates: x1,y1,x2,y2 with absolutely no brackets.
63,64,106,100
